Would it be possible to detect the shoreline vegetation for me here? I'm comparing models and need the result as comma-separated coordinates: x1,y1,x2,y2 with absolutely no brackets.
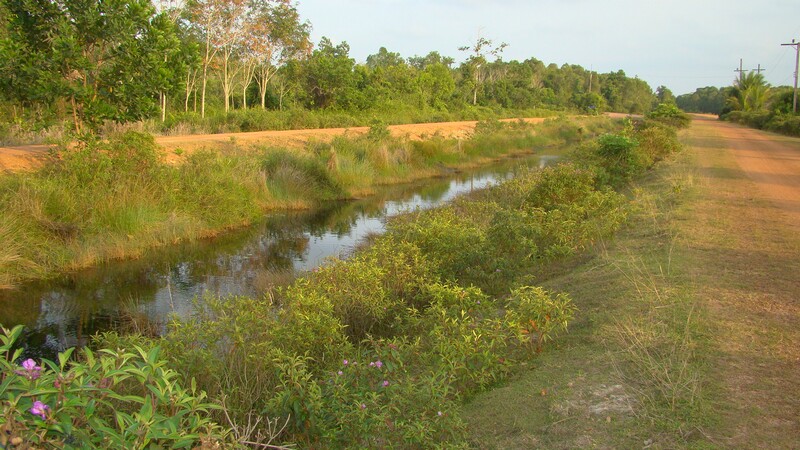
0,116,612,289
0,107,691,447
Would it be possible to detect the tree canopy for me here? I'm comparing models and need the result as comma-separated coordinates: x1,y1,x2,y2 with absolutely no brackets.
0,1,662,133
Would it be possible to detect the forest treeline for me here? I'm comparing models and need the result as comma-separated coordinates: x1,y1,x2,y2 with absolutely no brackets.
0,0,664,139
676,75,799,136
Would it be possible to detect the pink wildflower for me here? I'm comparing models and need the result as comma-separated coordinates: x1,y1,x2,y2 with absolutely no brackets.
30,401,49,420
16,359,42,380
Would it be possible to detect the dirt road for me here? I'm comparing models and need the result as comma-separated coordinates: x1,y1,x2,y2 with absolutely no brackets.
683,115,800,446
710,117,800,218
0,118,548,172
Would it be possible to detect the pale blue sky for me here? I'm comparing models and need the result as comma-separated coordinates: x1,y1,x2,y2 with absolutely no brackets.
296,0,800,95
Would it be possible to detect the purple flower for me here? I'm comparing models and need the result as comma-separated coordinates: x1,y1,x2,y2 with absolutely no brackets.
337,370,343,376
437,411,443,416
343,359,348,366
360,403,367,410
16,359,42,380
375,360,383,369
382,380,389,387
30,401,49,420
369,362,375,367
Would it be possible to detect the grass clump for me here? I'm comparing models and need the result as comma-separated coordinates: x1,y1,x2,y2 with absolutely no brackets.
147,128,642,447
1,117,687,447
1,118,610,286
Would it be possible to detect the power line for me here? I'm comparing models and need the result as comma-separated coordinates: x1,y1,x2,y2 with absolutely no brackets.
734,58,746,83
781,39,800,113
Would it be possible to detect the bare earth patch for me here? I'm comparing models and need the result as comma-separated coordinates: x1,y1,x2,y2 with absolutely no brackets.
0,118,548,172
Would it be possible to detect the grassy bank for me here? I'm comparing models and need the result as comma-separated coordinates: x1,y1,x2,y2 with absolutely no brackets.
463,143,714,448
1,114,686,447
1,104,562,146
0,117,614,288
462,115,800,449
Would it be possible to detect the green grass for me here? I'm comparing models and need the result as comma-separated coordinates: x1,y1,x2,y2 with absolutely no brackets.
2,117,689,447
462,144,717,448
0,117,615,287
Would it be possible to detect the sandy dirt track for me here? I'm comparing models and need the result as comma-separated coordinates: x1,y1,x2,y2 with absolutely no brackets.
696,114,800,221
0,118,549,172
686,114,800,445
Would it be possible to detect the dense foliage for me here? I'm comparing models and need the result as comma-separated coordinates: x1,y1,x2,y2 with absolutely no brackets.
0,325,229,448
0,117,610,288
720,85,800,136
1,116,685,448
677,78,799,136
0,0,659,141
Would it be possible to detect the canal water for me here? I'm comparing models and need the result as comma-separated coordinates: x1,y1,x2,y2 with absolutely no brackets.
0,153,559,359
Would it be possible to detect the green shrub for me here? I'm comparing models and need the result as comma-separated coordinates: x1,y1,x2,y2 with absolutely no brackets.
389,207,490,286
321,340,468,447
0,325,228,448
591,133,649,185
505,286,576,351
291,259,397,341
637,121,682,162
763,113,800,137
646,103,691,128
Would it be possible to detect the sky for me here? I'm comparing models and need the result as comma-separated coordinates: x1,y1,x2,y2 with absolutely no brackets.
295,0,800,95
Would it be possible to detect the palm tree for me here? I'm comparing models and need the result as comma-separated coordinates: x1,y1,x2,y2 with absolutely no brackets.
732,72,771,111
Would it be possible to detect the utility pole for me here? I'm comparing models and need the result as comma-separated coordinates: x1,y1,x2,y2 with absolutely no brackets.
753,64,765,75
782,39,800,113
734,58,746,83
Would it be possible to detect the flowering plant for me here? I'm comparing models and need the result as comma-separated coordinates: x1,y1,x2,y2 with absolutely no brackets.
0,324,228,448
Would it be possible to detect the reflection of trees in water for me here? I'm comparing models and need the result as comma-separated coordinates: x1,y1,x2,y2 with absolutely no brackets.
5,154,545,359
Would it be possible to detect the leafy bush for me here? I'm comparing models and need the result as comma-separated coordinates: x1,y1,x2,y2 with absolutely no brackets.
646,103,691,128
636,121,683,162
505,286,576,351
764,113,800,137
584,133,648,186
0,325,228,448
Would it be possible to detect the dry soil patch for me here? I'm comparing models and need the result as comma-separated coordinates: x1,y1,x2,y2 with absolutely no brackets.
0,118,548,172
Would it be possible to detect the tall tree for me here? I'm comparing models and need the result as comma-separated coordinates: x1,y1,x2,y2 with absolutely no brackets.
186,0,225,118
733,72,770,112
0,0,180,132
247,0,310,110
458,36,507,105
300,37,356,109
655,85,675,104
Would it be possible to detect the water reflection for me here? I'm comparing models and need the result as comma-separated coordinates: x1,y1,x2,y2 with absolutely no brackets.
0,154,557,359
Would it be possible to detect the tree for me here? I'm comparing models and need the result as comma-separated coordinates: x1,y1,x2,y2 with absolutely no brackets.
732,72,770,112
417,62,455,109
458,36,507,105
246,0,310,110
300,37,357,109
0,0,181,132
676,86,730,114
408,51,454,70
655,85,675,104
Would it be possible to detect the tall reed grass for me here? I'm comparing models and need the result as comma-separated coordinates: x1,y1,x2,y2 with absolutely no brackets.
0,117,610,287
